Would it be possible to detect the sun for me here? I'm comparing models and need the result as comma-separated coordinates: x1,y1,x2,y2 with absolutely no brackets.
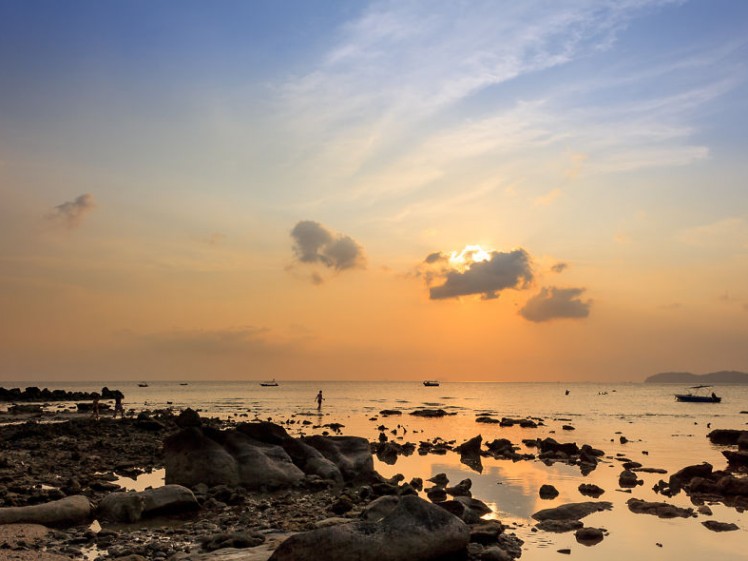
448,245,492,270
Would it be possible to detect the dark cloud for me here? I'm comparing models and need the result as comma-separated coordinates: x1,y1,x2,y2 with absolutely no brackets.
550,262,568,273
519,286,592,322
424,251,446,264
429,249,533,300
47,193,96,229
291,220,365,272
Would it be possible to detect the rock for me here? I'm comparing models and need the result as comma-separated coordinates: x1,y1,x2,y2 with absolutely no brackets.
626,498,693,518
476,416,501,424
532,502,613,521
201,531,265,551
302,435,376,483
438,497,491,524
410,409,451,418
707,429,748,445
618,470,641,488
0,495,91,527
701,520,739,532
539,484,559,500
456,435,483,457
426,487,448,503
562,425,575,431
723,450,748,467
697,505,713,515
362,495,401,522
470,520,504,544
268,495,470,561
575,527,604,545
176,408,202,428
479,546,513,561
445,478,472,497
165,426,306,489
578,484,605,498
535,519,584,533
97,485,198,523
669,463,713,490
428,473,449,487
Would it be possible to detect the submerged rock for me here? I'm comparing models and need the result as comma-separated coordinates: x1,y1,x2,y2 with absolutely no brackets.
701,520,739,532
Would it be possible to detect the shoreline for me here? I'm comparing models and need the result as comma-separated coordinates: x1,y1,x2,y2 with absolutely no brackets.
0,395,745,560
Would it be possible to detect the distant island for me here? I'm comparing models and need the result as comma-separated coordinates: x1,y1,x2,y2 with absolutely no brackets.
644,370,748,384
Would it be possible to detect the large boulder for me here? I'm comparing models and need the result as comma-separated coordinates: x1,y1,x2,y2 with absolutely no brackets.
269,495,470,561
165,423,375,489
301,435,375,482
98,485,198,523
0,495,91,527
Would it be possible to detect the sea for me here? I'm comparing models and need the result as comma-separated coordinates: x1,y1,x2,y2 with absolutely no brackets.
3,380,747,560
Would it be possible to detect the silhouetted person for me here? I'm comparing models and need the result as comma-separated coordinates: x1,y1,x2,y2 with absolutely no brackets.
113,392,125,418
316,390,324,411
91,394,100,421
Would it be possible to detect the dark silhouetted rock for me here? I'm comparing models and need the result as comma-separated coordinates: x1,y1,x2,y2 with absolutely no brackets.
539,484,559,500
532,502,612,521
702,520,739,532
268,495,470,561
575,527,604,545
626,498,693,518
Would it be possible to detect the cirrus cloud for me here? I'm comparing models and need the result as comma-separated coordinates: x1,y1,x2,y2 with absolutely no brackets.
519,286,592,322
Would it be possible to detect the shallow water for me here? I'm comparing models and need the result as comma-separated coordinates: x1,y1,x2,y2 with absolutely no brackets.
5,380,748,559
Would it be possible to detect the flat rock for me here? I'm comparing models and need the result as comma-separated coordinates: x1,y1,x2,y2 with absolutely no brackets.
0,495,91,527
532,502,612,521
702,520,739,532
535,519,584,533
626,498,693,518
98,485,198,523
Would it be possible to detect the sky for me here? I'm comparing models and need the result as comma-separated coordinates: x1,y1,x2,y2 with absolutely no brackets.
1,0,748,382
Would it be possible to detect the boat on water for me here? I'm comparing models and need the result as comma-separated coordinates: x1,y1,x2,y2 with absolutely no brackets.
423,380,440,387
137,382,149,387
674,385,721,403
260,379,279,387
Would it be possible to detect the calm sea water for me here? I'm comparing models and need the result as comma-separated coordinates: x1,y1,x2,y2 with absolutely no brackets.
4,380,747,560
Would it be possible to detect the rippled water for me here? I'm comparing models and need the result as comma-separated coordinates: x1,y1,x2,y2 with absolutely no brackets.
5,380,748,560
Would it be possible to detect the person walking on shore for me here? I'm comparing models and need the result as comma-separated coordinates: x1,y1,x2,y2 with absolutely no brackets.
91,394,100,421
112,392,125,418
315,390,324,411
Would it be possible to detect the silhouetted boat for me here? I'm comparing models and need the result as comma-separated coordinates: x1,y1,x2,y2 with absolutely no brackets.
675,385,721,403
137,382,149,387
423,380,440,387
179,383,188,386
260,379,279,387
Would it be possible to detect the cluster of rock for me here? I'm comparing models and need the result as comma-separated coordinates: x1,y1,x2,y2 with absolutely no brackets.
532,501,612,545
0,386,123,403
475,415,542,428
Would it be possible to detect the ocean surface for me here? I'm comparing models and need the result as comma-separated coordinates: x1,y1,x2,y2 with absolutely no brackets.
3,380,747,560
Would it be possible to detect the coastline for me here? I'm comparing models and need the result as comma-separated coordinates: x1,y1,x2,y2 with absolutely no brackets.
0,383,746,560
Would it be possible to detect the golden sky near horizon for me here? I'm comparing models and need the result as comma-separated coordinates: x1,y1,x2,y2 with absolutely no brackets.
1,1,748,382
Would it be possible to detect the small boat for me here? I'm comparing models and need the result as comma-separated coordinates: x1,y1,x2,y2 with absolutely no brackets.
674,385,721,403
179,383,188,386
137,382,149,387
423,380,440,387
260,379,279,387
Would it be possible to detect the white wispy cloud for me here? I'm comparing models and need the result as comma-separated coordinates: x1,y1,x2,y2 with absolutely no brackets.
275,0,738,218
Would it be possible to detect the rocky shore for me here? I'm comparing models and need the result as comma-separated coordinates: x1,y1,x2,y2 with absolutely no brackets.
0,401,745,561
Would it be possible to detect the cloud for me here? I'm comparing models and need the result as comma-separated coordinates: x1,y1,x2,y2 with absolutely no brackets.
425,247,533,301
519,286,592,322
47,193,96,229
290,220,366,272
550,262,568,273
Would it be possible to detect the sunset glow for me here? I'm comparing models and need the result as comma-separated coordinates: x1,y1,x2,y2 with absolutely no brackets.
1,1,747,382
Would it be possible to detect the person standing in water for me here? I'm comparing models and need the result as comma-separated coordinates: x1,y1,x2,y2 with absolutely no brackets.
112,392,125,418
316,390,324,411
